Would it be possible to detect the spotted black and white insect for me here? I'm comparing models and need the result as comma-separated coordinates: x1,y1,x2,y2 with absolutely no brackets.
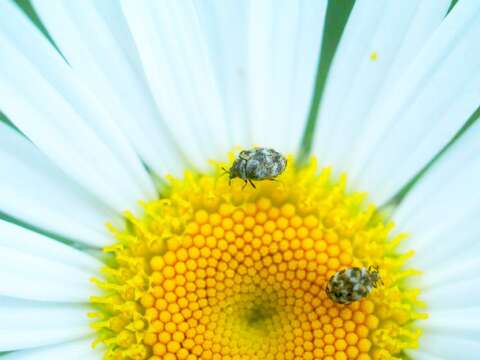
223,147,287,188
325,266,382,305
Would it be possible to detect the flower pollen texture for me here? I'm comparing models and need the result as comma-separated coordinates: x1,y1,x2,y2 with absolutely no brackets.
91,157,426,360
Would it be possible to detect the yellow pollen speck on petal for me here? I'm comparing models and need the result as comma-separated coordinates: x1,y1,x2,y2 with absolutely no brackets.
370,51,378,61
90,156,425,360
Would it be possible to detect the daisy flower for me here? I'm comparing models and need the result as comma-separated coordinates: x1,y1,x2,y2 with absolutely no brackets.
1,0,479,359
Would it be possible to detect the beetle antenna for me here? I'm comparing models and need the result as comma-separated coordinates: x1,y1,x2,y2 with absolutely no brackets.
220,167,233,185
221,167,230,176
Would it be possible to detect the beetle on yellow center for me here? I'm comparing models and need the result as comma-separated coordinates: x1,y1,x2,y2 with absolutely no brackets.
225,147,287,188
326,266,382,305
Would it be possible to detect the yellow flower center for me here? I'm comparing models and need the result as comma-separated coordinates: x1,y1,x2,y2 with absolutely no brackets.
90,157,426,360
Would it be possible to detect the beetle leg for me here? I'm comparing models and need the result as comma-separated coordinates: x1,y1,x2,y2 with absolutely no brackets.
248,179,256,189
242,180,248,189
242,160,248,179
325,282,331,298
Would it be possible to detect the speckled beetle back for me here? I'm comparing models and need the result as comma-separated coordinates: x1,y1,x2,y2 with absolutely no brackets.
326,266,381,305
227,147,287,188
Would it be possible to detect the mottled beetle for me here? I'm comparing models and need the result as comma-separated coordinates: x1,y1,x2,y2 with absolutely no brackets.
326,265,382,305
223,147,287,188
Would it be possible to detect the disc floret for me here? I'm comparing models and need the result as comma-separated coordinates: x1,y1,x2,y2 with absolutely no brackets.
90,157,426,360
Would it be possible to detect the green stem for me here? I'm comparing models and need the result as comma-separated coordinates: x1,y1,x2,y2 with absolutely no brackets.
387,105,480,207
298,0,355,164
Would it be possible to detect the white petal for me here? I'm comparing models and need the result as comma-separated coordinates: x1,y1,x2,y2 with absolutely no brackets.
314,0,450,176
285,0,327,153
121,0,230,169
0,297,91,351
32,0,187,178
0,1,155,212
414,334,480,360
420,308,480,342
245,0,274,147
315,0,408,166
166,0,327,154
195,0,250,148
405,350,446,360
421,278,480,310
1,337,100,360
346,0,480,204
0,219,102,274
245,0,327,152
0,123,114,247
394,121,480,269
420,258,480,290
0,246,96,302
